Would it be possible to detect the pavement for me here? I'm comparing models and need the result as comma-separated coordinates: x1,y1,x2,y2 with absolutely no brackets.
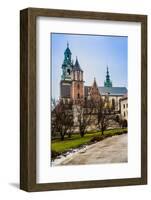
54,134,128,166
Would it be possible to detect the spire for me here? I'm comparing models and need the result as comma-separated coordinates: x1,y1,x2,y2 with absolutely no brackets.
106,65,110,80
107,65,109,75
93,77,97,88
73,57,83,71
104,65,112,87
63,42,72,66
89,77,101,100
64,42,71,55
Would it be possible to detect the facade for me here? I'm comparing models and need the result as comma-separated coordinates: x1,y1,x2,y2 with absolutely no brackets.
120,95,128,120
60,43,127,112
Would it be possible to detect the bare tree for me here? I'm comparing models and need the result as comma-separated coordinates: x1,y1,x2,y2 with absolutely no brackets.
51,99,74,141
94,97,111,135
51,98,59,138
76,99,94,137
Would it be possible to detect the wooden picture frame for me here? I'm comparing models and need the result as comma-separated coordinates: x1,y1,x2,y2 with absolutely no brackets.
20,7,147,192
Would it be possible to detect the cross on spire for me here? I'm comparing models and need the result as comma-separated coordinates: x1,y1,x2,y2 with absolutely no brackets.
107,65,109,74
67,41,69,48
93,77,96,84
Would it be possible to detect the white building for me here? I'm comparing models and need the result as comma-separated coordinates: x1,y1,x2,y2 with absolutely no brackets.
120,95,128,120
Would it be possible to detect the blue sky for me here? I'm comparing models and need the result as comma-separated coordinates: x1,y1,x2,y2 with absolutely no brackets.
51,33,128,100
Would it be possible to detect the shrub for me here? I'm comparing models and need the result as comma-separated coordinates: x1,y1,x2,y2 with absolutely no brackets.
51,150,60,160
90,129,127,144
115,115,119,122
122,119,128,128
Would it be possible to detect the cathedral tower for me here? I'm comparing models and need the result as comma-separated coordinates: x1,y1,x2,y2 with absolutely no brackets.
71,57,84,103
60,43,73,100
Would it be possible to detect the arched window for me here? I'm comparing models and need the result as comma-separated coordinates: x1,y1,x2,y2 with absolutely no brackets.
77,71,80,80
77,93,80,99
67,69,70,75
119,98,121,110
112,98,115,110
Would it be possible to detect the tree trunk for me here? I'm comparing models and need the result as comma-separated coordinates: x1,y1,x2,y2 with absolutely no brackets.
60,133,64,141
68,133,71,138
101,128,104,135
80,131,85,137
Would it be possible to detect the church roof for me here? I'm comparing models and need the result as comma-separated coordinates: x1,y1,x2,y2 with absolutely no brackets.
84,86,127,96
98,87,127,96
120,93,128,101
92,78,97,88
61,84,127,98
73,57,83,71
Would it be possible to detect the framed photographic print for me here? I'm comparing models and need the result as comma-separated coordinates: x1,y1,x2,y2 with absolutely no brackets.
20,8,147,191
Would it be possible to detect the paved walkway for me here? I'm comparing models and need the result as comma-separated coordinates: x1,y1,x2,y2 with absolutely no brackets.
54,134,128,166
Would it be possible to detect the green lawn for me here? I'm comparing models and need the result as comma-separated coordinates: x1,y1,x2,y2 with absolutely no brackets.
51,128,127,156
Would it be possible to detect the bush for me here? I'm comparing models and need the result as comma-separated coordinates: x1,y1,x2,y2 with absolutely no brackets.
122,119,128,128
119,119,128,128
90,136,104,143
115,115,120,122
51,150,60,160
90,129,127,144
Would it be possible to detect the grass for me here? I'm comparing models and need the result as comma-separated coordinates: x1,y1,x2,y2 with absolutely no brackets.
51,128,127,157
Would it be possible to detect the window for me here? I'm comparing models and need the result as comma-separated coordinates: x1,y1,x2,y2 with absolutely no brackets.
112,98,115,110
123,104,125,109
77,93,80,98
124,111,125,117
67,69,70,75
77,71,80,80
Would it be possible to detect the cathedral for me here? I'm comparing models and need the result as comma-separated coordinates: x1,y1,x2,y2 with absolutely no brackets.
60,43,127,112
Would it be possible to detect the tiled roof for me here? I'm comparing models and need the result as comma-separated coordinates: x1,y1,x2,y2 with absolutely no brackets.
84,86,127,96
73,57,83,71
61,85,127,98
98,87,127,96
120,93,128,100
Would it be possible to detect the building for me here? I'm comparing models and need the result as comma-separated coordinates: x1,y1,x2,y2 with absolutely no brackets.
120,94,128,120
60,43,127,112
